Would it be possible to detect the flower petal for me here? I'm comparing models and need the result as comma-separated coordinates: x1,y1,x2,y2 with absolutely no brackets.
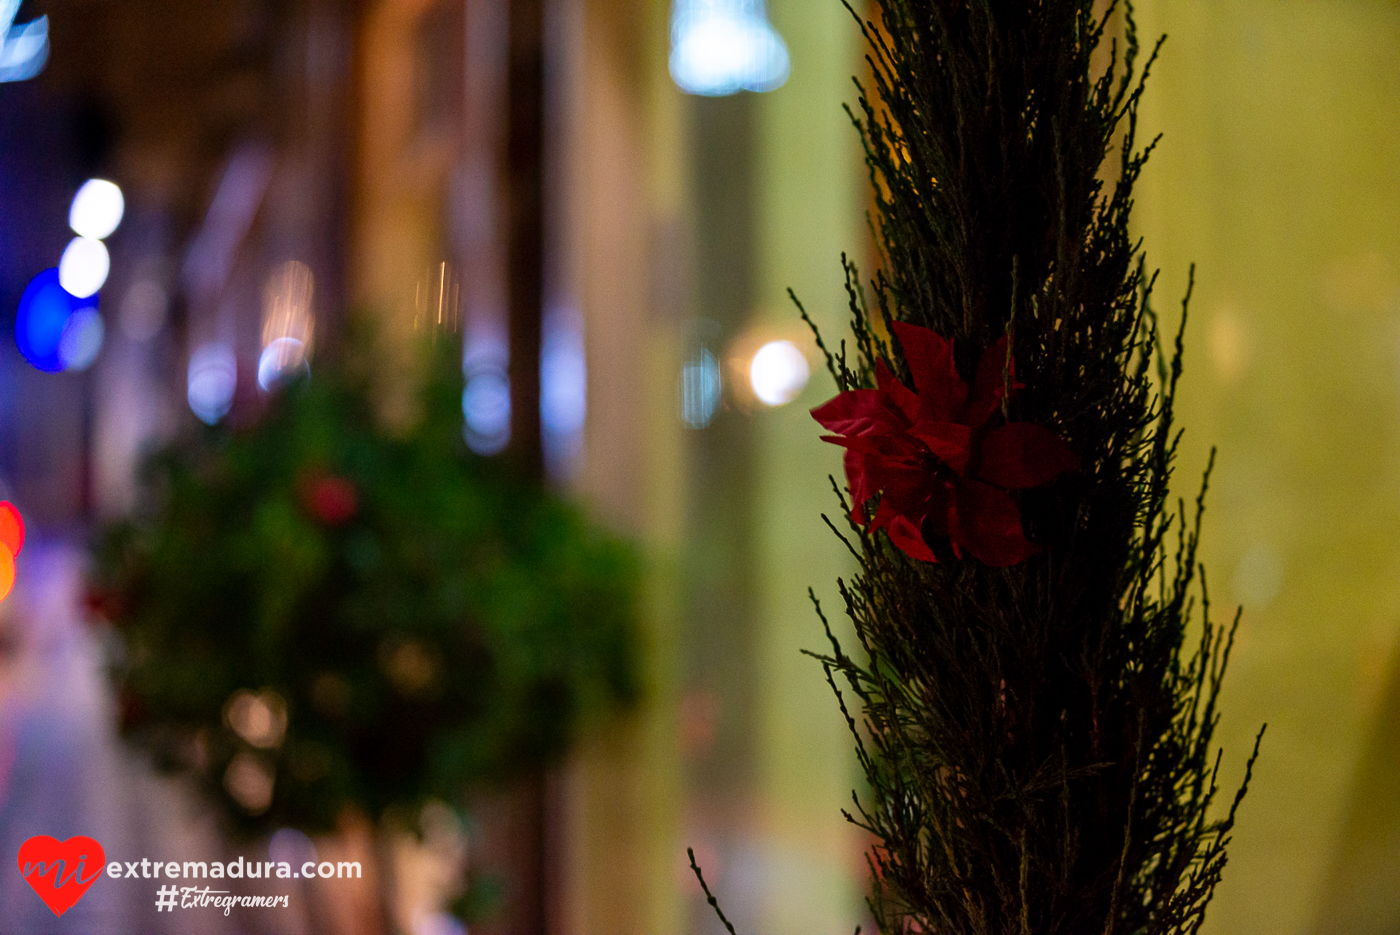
844,448,877,513
884,514,939,563
951,479,1039,567
891,322,966,421
876,360,921,423
889,471,944,516
907,421,973,475
831,438,931,519
821,433,926,463
811,389,906,436
977,422,1079,489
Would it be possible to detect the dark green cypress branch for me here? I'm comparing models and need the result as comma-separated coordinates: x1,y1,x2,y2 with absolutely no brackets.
800,2,1262,933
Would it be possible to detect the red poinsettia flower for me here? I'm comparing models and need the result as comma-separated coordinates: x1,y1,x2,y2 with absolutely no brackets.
811,322,1077,567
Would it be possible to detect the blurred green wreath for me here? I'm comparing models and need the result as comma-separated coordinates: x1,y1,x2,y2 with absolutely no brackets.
89,339,639,835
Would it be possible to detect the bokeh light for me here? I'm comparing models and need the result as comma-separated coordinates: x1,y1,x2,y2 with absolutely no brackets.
0,8,49,84
679,346,722,427
748,339,809,406
463,329,511,455
0,500,20,605
69,179,125,240
542,309,587,475
224,752,274,814
262,260,314,348
58,306,105,371
416,913,468,935
257,336,309,391
541,338,587,435
224,689,288,749
58,236,110,299
670,0,789,96
462,369,511,454
0,502,25,558
259,261,314,391
268,828,317,868
0,544,13,604
414,261,461,334
187,342,237,425
15,268,80,372
1233,543,1284,609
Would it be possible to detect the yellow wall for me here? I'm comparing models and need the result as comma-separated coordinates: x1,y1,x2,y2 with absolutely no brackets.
1136,3,1400,932
752,1,866,933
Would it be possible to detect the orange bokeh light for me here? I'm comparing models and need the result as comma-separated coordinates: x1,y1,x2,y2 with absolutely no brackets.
0,502,23,558
0,545,14,603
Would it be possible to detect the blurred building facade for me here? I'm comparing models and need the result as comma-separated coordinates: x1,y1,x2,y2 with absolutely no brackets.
0,1,867,934
12,1,1400,935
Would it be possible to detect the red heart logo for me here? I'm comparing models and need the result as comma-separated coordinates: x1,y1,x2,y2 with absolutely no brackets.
16,835,106,916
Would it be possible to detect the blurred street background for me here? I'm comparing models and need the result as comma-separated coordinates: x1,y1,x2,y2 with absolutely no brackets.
0,2,1399,934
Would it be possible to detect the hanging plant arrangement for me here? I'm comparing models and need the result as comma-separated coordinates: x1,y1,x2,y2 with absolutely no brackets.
89,339,640,836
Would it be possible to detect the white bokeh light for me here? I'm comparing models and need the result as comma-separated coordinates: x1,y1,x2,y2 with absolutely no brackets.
69,179,125,239
188,342,237,424
748,340,809,407
58,236,110,298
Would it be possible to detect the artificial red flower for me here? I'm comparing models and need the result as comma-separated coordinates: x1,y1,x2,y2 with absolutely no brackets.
299,474,359,526
811,322,1077,567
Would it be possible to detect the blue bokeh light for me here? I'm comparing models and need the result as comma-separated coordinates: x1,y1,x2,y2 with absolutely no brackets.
57,306,105,371
0,5,49,84
670,0,789,96
462,369,510,454
188,342,238,424
16,268,94,373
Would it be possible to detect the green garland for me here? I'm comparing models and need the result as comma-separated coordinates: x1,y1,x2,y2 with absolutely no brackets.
91,341,639,835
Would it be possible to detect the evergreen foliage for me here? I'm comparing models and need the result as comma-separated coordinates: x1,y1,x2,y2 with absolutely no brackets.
802,2,1262,932
90,341,639,835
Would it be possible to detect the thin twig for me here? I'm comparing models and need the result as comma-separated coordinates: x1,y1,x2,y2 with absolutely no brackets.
688,848,738,935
